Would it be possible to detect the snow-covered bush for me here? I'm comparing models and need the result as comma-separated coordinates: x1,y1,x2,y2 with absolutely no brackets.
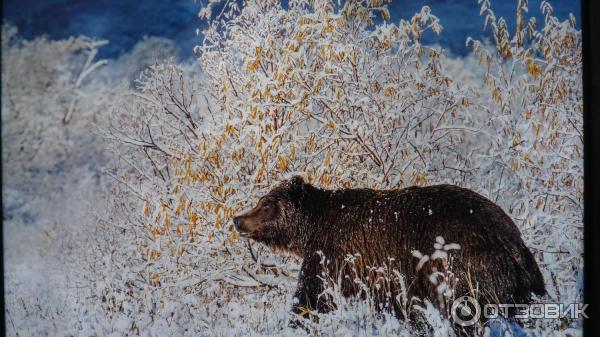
2,24,117,336
1,26,179,336
98,1,582,336
2,24,110,175
467,0,583,307
98,0,582,335
101,0,463,333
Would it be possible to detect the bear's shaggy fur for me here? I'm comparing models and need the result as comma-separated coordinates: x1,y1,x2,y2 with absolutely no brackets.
233,176,545,321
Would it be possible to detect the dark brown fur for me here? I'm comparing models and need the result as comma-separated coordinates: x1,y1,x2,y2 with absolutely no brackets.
233,176,545,323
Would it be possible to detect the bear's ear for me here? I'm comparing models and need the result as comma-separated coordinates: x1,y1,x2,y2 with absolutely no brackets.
285,175,306,200
288,175,304,187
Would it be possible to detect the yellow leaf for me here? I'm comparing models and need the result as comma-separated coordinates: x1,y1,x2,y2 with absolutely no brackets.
188,213,199,224
277,155,288,172
381,9,390,21
164,212,171,229
528,61,541,77
324,150,333,166
151,273,161,287
290,144,296,161
492,88,502,103
383,86,397,96
461,97,470,107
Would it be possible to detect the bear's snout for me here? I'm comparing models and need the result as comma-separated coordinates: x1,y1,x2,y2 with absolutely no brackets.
233,215,247,232
233,198,279,238
232,212,262,235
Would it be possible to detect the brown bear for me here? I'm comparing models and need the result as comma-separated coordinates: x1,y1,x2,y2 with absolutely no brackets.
233,176,545,326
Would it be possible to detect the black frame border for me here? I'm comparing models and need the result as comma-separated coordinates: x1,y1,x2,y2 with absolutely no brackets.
583,0,599,336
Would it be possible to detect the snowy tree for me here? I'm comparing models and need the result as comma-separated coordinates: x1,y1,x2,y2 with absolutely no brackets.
99,0,582,336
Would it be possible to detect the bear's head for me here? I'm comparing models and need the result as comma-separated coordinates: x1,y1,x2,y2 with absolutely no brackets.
233,176,306,255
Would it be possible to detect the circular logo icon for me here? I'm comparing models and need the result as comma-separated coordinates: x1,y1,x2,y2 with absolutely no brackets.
451,296,481,326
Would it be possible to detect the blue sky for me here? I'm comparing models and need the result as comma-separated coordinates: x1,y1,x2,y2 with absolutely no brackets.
3,0,581,59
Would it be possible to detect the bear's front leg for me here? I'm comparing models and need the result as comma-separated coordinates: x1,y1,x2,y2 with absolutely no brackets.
290,252,334,328
291,255,322,317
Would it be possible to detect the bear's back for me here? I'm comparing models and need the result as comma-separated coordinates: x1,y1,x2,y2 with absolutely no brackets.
330,184,518,237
